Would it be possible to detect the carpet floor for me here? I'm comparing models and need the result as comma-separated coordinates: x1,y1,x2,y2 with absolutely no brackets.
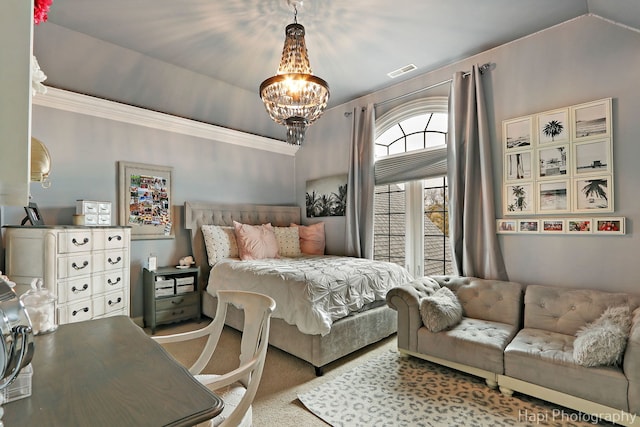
152,320,613,427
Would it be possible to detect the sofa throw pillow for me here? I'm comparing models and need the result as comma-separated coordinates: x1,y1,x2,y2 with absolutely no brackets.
273,226,302,257
419,286,463,333
201,225,239,266
233,221,280,261
573,305,632,367
290,222,325,255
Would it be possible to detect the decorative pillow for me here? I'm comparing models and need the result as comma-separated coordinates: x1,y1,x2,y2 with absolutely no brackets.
273,226,302,258
290,222,325,255
233,221,280,260
573,305,631,367
419,286,463,333
201,225,239,266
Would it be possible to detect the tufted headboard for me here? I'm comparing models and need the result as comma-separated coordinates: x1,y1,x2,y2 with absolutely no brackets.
184,201,301,291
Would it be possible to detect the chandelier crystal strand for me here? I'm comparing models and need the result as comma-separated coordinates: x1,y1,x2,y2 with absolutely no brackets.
260,5,329,145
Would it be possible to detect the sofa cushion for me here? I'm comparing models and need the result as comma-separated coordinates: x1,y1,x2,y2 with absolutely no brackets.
574,305,631,367
417,317,518,374
430,276,524,327
523,285,640,336
504,328,629,411
419,287,463,332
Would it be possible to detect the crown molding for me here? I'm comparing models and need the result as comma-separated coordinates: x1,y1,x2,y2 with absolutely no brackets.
32,87,298,156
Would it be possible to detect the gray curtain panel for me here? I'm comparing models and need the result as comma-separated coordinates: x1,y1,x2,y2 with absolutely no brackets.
345,104,375,259
447,66,508,280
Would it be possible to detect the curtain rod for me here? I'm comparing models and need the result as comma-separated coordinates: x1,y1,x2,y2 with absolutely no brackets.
374,62,492,108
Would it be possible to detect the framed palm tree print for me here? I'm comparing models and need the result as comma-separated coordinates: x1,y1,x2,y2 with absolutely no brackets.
573,175,613,212
504,182,535,215
537,108,569,144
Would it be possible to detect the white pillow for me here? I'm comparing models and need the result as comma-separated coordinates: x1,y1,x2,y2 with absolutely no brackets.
201,225,239,266
419,286,463,333
573,305,631,367
273,226,302,257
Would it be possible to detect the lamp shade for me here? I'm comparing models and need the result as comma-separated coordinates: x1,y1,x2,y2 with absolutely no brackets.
260,23,329,145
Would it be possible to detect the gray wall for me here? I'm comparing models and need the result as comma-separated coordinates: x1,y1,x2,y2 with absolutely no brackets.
298,15,640,293
1,106,296,318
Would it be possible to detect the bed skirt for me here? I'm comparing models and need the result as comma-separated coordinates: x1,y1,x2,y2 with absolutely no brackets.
202,291,397,374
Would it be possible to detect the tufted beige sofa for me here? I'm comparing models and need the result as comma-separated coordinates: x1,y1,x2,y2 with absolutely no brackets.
386,275,524,388
387,277,640,426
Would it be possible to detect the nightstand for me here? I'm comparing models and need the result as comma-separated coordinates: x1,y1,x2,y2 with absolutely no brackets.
143,266,200,334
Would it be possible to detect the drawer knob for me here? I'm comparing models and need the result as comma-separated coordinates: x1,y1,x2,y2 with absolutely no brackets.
108,297,122,306
172,310,185,316
107,277,122,286
72,237,90,246
108,235,122,242
72,261,89,270
72,307,89,316
108,256,122,265
72,284,89,293
171,298,184,305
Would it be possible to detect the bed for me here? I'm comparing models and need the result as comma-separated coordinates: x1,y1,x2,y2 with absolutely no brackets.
184,201,413,375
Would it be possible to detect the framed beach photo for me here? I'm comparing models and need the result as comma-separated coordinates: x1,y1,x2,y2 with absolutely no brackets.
570,98,612,142
537,108,569,144
566,218,593,234
518,219,539,233
503,116,533,151
573,138,612,176
537,144,568,179
541,219,565,234
593,217,625,235
504,150,533,182
538,180,569,213
496,219,517,234
573,175,613,213
504,182,535,215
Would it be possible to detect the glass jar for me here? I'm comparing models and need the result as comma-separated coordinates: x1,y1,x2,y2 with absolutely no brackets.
19,279,58,335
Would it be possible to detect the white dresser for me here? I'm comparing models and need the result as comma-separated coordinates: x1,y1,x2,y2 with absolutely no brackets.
3,226,131,324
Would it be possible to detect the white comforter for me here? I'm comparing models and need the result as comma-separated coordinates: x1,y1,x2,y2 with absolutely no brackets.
207,255,413,336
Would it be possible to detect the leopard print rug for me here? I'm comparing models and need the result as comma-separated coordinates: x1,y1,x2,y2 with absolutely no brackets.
298,350,615,426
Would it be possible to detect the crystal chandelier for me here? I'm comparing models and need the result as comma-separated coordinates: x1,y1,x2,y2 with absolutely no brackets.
259,1,330,146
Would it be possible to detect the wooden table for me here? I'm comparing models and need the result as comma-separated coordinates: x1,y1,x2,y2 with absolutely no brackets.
2,316,223,426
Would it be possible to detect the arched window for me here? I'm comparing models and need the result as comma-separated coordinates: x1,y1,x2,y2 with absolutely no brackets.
373,97,454,277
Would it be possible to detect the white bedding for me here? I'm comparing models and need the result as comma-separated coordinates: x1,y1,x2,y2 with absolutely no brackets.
207,255,413,336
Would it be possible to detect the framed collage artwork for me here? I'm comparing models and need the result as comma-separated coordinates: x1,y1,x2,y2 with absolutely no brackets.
118,161,174,240
501,98,613,216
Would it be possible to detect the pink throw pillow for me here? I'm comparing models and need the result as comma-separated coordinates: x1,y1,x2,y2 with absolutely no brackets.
233,221,280,260
290,222,325,255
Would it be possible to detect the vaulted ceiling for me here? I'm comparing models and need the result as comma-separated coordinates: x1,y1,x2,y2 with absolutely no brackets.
35,0,640,139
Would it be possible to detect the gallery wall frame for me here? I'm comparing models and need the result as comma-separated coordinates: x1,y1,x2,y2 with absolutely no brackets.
537,108,569,144
570,98,612,142
118,161,174,240
501,98,614,217
503,116,533,151
497,217,625,235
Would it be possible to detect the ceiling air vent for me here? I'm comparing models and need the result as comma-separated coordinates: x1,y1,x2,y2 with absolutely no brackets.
387,64,417,79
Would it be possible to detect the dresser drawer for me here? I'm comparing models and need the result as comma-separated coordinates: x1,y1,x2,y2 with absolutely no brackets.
155,304,199,324
94,270,126,295
97,290,126,315
155,293,199,311
58,276,93,303
103,250,126,271
103,230,127,249
58,231,95,254
61,300,94,324
57,254,96,279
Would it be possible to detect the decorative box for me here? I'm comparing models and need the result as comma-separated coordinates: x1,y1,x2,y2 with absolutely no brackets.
1,363,32,404
76,200,112,226
154,278,175,297
175,276,195,294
